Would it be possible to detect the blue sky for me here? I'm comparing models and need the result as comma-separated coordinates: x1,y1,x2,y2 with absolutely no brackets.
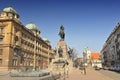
0,0,120,57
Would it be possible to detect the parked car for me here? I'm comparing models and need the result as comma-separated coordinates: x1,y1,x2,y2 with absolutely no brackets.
109,65,116,71
115,65,120,72
103,66,109,70
94,66,101,70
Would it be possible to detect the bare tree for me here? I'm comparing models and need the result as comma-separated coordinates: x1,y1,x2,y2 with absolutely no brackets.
68,47,78,61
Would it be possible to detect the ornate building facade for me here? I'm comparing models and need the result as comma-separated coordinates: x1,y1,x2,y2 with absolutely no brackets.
0,7,53,70
101,22,120,66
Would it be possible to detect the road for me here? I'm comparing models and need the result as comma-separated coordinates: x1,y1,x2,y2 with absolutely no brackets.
98,69,120,80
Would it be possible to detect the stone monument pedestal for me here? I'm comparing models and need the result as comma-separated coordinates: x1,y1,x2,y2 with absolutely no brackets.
50,40,74,75
56,40,68,59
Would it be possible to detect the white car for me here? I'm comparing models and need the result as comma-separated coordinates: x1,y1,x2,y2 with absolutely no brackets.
109,66,115,71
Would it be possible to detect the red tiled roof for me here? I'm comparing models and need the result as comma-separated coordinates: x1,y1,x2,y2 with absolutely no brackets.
91,52,100,59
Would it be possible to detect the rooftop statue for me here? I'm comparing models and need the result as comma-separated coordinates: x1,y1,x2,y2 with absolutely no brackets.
58,25,65,40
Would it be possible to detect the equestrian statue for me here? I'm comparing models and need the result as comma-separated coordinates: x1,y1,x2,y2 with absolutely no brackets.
58,25,65,40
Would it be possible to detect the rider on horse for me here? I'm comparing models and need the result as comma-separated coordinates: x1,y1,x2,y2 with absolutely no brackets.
59,25,65,40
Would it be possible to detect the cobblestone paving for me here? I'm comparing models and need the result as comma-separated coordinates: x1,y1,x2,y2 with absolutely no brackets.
0,68,116,80
65,68,114,80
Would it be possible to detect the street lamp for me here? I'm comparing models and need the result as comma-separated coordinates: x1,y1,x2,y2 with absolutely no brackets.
83,48,87,75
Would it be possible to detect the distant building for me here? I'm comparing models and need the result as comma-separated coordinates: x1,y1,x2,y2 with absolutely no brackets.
91,52,100,59
0,7,53,70
90,52,102,68
83,47,91,65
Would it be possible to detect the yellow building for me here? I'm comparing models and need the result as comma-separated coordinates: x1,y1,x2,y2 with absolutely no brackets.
0,7,52,71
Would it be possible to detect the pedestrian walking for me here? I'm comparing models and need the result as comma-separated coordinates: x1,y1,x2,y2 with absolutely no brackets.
79,66,84,74
83,67,86,75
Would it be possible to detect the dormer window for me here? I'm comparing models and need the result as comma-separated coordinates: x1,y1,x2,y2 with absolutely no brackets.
8,13,13,16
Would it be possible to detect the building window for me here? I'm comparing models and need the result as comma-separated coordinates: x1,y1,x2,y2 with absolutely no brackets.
0,38,3,44
0,49,3,55
0,28,4,34
0,59,2,66
12,59,17,66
